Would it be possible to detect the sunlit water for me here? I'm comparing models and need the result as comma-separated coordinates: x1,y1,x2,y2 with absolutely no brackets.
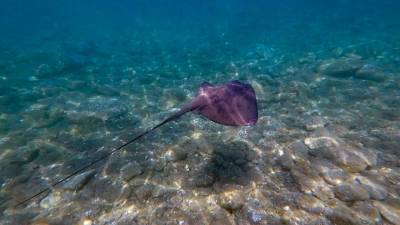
1,1,400,224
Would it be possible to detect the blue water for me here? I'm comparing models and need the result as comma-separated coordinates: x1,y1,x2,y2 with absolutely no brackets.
1,1,400,224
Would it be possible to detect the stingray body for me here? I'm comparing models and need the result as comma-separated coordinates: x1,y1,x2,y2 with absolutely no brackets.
11,80,258,207
165,80,258,126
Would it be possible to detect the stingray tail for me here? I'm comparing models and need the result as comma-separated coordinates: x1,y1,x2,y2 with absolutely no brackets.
151,105,195,130
8,103,198,208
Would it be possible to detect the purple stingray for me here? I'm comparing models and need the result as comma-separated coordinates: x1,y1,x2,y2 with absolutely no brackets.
12,80,258,207
156,80,258,128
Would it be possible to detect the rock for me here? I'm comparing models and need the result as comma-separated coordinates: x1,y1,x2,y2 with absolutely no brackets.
282,208,332,225
61,169,95,191
3,174,49,204
288,140,309,160
2,210,39,225
304,136,339,150
129,178,146,187
304,128,340,150
121,162,143,181
356,175,388,200
382,167,400,185
246,208,273,224
351,201,382,225
95,205,138,225
308,218,333,225
328,204,365,225
187,172,215,188
39,192,61,209
372,198,400,225
318,146,368,173
269,192,299,210
278,150,294,170
213,140,250,164
319,58,363,77
90,177,122,202
350,146,377,168
207,208,234,225
146,158,166,172
304,116,326,131
354,64,386,82
312,185,335,202
134,183,154,201
217,190,245,211
26,140,67,166
295,194,327,214
164,146,187,162
245,190,274,217
334,149,369,173
312,158,351,185
104,156,128,176
290,164,334,201
334,182,370,202
151,185,177,198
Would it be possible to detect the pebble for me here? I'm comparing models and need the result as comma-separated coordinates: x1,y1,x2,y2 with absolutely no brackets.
104,157,127,175
350,146,377,168
2,210,39,225
304,116,326,131
288,140,309,160
91,177,122,202
295,194,327,214
121,162,143,181
333,182,370,202
217,190,245,211
39,192,61,209
164,147,188,162
382,167,400,185
372,198,400,225
134,183,155,201
246,208,269,224
187,171,215,188
304,128,339,150
151,185,177,198
328,203,365,225
61,169,95,191
312,158,351,185
356,175,388,200
290,164,335,201
318,146,368,173
95,205,138,225
278,150,294,170
351,201,382,225
304,136,339,150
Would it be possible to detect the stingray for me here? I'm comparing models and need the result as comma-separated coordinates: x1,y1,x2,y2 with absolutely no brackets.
11,80,258,207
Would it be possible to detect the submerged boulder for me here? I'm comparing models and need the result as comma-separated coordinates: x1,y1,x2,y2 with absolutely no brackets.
319,57,363,77
61,169,95,191
354,64,386,82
